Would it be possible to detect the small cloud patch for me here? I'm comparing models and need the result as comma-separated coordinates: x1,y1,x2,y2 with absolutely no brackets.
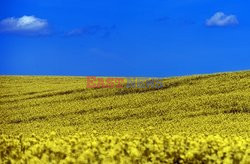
206,12,238,27
0,15,49,35
66,25,116,38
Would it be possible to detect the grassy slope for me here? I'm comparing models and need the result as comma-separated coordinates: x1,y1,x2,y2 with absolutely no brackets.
0,71,250,136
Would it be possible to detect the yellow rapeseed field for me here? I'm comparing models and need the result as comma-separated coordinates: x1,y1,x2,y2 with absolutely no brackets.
0,71,250,163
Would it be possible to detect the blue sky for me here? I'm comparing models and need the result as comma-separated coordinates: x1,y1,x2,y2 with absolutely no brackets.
0,0,249,77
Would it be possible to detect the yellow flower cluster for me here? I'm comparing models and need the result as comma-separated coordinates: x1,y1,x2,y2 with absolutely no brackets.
1,132,249,163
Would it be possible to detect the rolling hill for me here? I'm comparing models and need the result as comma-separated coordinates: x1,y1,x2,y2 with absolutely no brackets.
0,71,250,163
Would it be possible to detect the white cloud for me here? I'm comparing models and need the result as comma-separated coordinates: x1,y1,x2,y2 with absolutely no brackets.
206,12,238,27
0,15,49,35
